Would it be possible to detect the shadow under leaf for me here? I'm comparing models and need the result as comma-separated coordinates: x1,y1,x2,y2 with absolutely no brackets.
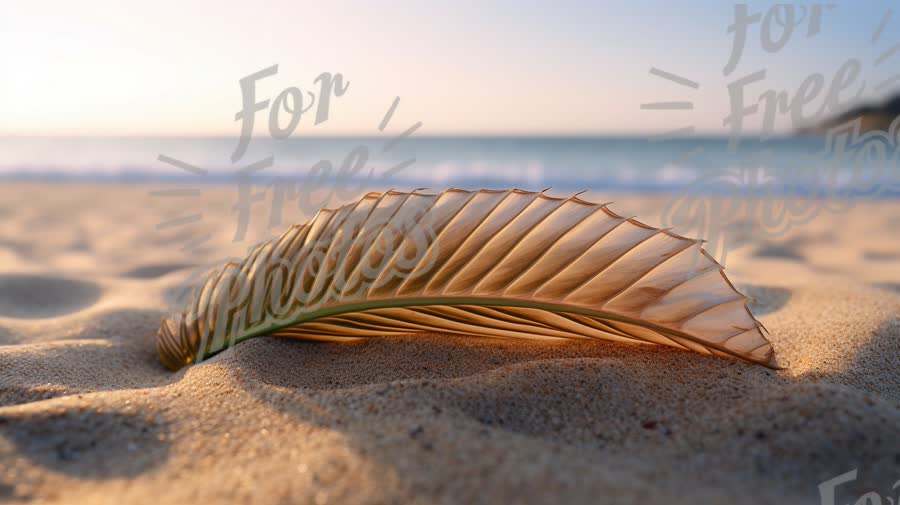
220,334,899,504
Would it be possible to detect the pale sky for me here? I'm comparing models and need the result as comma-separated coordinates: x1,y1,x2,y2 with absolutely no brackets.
0,0,897,136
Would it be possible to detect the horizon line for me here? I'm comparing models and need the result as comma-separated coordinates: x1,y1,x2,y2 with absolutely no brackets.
0,131,812,140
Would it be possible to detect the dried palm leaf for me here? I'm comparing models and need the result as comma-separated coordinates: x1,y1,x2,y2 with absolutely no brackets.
157,188,775,371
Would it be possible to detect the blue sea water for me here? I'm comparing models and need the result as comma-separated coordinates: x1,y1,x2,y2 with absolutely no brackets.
1,135,897,197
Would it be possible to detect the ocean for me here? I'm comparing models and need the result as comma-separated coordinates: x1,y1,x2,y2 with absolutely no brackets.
1,135,897,198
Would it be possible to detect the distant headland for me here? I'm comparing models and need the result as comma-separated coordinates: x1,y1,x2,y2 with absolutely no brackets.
800,92,900,134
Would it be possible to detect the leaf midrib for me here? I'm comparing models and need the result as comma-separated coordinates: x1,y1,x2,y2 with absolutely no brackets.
214,296,769,367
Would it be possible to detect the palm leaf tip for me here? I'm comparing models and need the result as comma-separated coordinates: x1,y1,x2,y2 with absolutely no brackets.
157,188,776,371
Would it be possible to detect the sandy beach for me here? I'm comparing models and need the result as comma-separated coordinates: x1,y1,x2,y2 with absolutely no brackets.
0,183,897,504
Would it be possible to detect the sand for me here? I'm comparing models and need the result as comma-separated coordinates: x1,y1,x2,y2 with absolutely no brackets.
0,183,897,505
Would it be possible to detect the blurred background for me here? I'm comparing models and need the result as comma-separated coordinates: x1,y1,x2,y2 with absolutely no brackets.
1,0,898,247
